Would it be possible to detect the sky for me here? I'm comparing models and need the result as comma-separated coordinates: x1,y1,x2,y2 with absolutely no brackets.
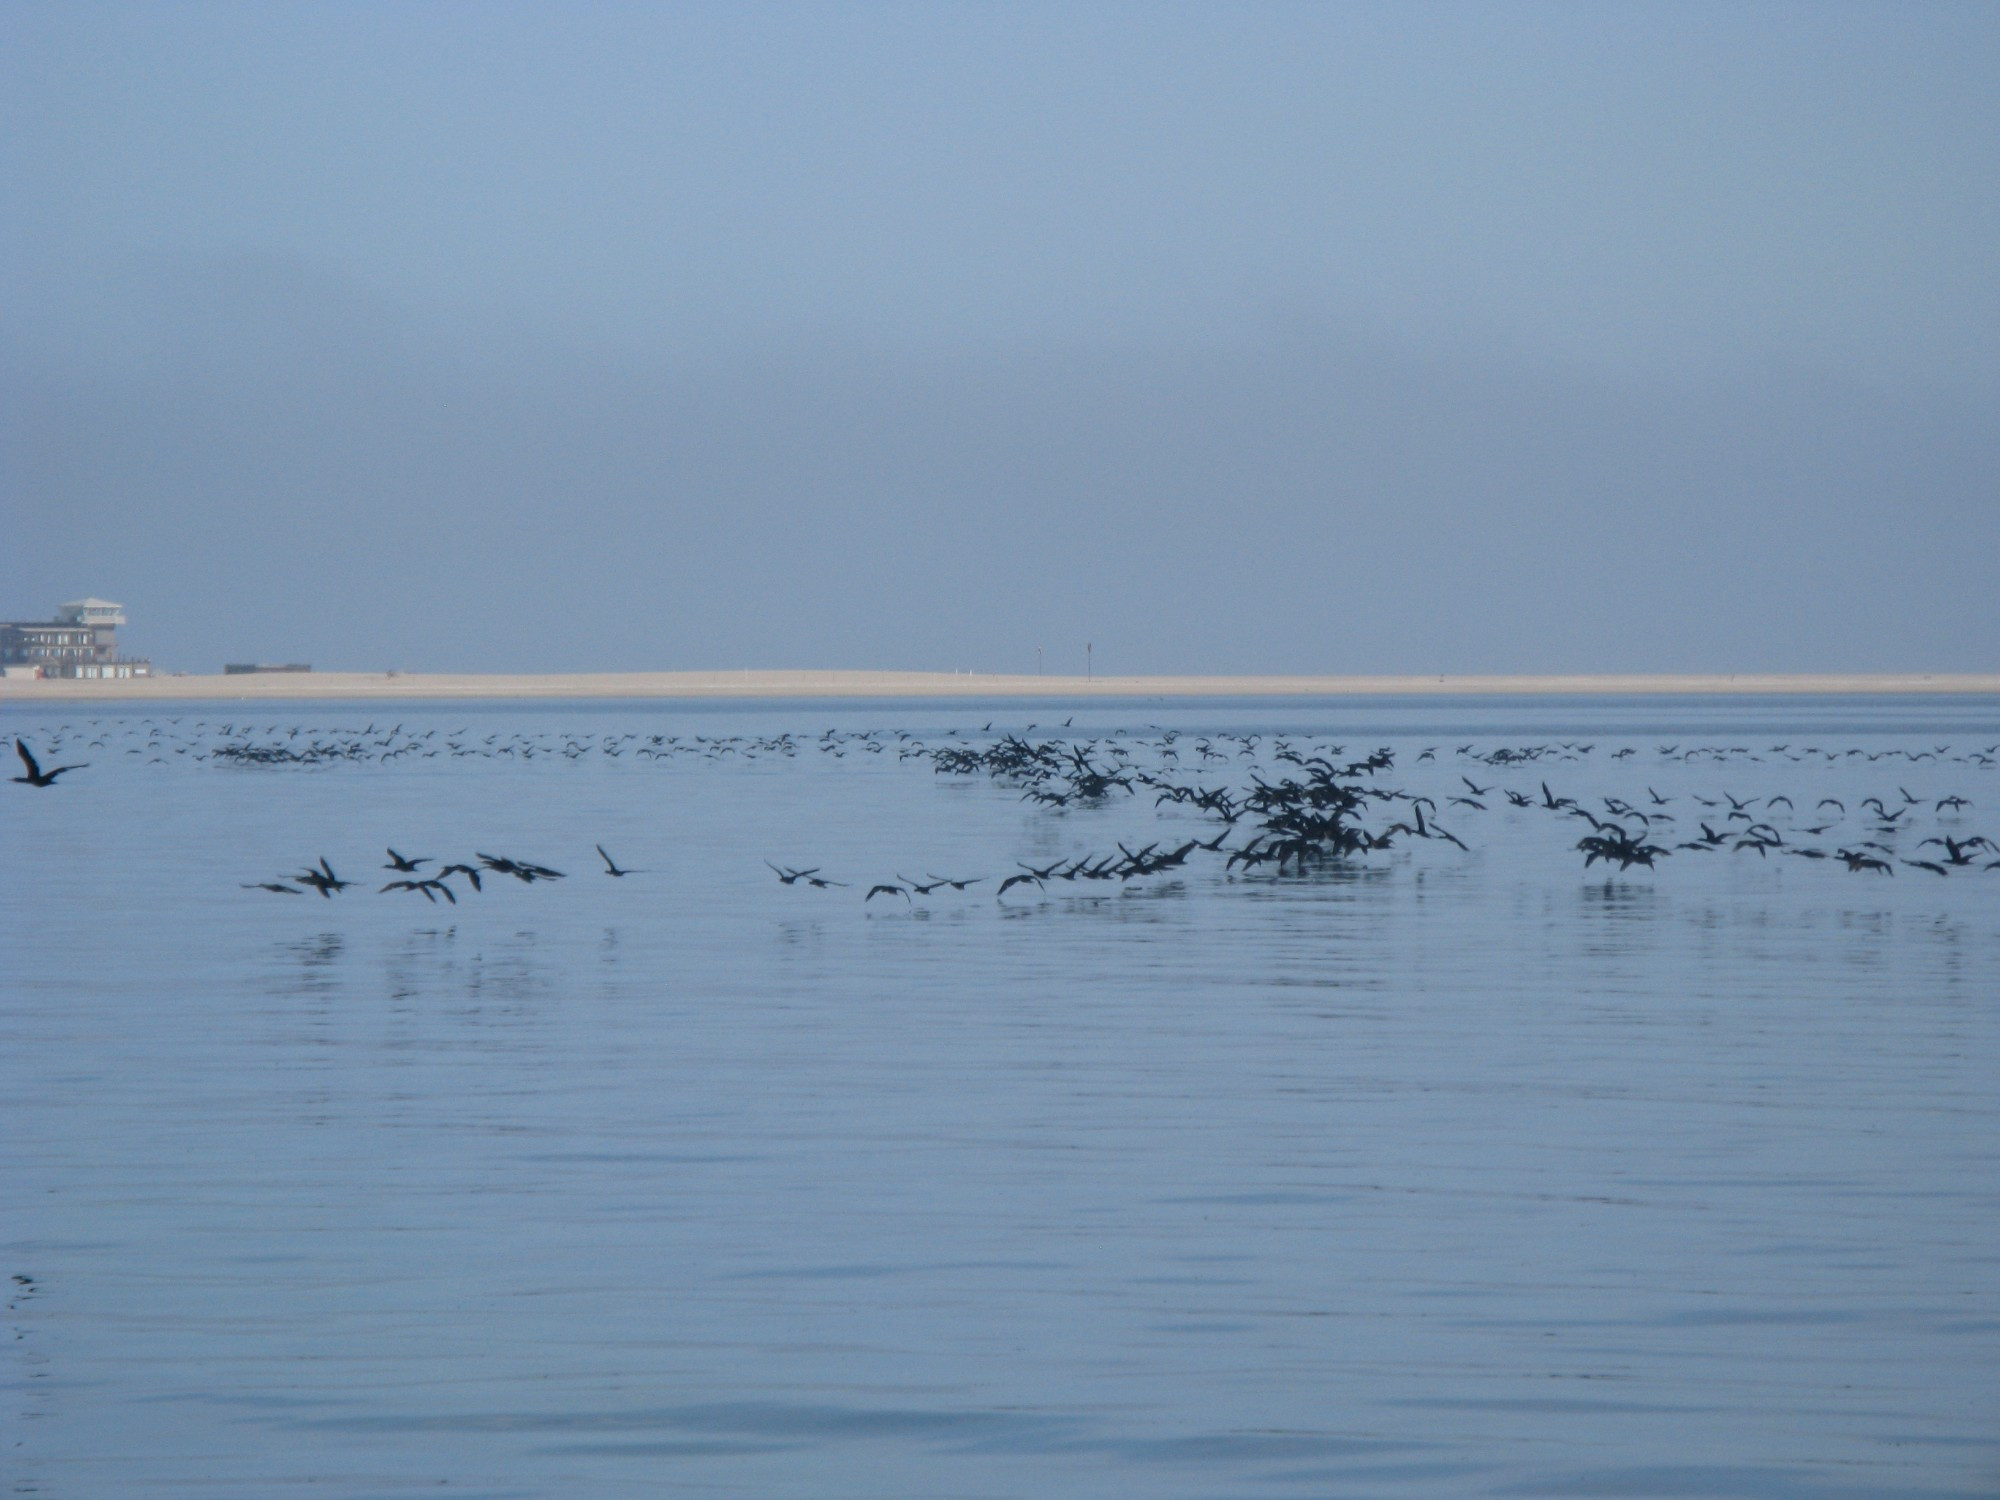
3,0,1995,675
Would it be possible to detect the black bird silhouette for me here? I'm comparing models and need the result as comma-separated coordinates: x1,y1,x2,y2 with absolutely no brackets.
597,844,642,877
1577,825,1670,871
436,862,484,890
294,858,353,898
996,872,1044,897
477,852,565,883
1920,834,1993,866
865,882,911,903
382,877,458,903
384,848,430,873
241,881,303,895
13,739,87,787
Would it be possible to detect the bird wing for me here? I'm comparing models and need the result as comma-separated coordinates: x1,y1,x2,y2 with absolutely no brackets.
16,739,40,778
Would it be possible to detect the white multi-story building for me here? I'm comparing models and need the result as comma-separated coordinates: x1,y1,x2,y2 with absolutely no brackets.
1,598,152,678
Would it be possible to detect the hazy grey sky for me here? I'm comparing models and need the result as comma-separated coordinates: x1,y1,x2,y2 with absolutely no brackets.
4,1,1995,674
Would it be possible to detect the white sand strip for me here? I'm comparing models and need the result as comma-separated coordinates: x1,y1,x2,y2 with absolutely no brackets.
4,670,1997,703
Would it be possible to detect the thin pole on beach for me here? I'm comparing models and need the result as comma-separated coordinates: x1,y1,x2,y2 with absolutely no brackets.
1086,643,1092,680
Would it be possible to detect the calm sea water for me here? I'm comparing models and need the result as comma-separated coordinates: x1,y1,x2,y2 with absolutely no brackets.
5,696,1997,1499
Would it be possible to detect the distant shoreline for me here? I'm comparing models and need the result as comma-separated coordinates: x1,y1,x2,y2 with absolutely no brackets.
4,670,1997,703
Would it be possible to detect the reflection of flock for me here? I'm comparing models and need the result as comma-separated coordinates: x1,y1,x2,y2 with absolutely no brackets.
10,719,2000,909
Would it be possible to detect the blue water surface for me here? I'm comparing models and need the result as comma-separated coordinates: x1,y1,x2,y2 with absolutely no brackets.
4,697,1997,1498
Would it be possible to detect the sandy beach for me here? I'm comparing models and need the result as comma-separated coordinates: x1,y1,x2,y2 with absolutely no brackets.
3,669,1996,703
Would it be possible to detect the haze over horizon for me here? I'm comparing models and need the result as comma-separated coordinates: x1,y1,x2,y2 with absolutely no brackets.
4,2,1995,677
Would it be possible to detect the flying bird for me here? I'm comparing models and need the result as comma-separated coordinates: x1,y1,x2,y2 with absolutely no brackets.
13,739,87,787
597,844,642,877
382,877,458,903
477,852,565,883
294,858,353,898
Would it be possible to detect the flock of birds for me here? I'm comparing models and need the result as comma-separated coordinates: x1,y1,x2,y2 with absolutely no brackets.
10,717,1998,910
239,845,628,903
